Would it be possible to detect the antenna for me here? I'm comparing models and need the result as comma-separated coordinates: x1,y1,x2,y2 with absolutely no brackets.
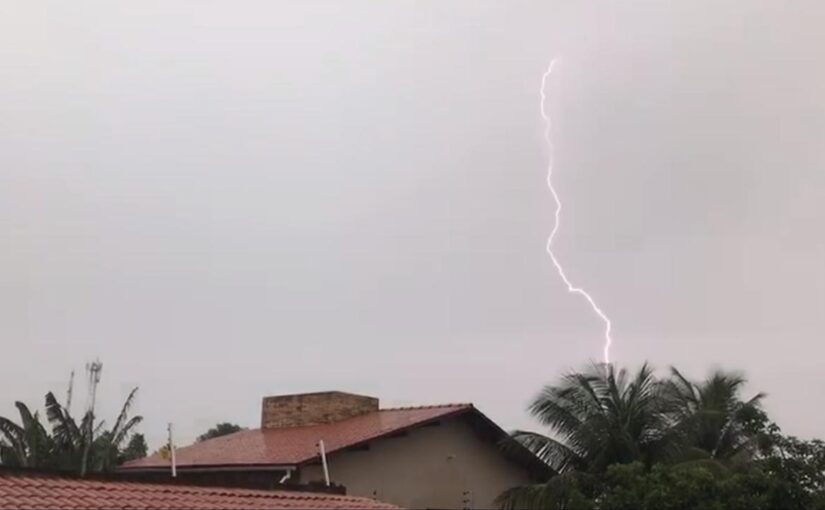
66,370,75,413
85,360,103,414
80,359,103,477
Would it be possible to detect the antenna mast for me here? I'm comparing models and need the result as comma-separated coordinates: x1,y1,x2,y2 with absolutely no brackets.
86,360,103,412
80,359,103,477
66,370,75,413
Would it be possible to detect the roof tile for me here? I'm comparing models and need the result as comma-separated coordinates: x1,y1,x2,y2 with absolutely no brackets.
0,472,397,510
121,404,472,469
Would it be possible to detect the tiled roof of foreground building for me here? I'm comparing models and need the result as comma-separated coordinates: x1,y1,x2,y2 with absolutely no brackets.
0,470,398,510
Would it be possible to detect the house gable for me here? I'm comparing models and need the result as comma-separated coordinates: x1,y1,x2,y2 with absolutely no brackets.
298,413,534,510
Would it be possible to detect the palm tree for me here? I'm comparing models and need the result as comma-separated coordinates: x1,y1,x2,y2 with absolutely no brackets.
498,363,671,509
498,364,771,508
0,388,142,474
97,387,143,471
0,402,55,468
663,367,766,463
44,388,142,474
512,362,670,474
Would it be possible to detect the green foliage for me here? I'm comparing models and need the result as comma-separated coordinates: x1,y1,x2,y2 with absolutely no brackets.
196,422,244,442
0,389,142,475
510,363,669,474
499,461,824,510
0,403,55,468
662,367,766,462
595,462,817,510
120,433,148,463
497,472,594,510
153,444,171,460
758,426,825,509
500,363,825,509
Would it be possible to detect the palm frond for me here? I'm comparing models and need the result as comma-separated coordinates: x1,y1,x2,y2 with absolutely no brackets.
0,416,26,466
17,405,53,468
111,387,139,440
0,441,23,467
111,416,142,449
44,392,81,446
510,430,582,473
0,416,24,445
529,386,587,438
14,403,38,432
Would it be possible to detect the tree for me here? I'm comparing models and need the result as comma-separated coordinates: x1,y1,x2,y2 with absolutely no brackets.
758,425,825,508
0,388,143,474
119,433,148,463
496,363,825,509
197,422,244,442
153,444,171,460
0,403,55,468
663,367,767,462
497,472,595,510
510,363,669,475
500,458,822,510
588,462,817,510
499,363,673,508
44,388,142,474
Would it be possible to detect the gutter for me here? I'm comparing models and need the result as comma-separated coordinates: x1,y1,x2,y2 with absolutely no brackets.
116,465,296,474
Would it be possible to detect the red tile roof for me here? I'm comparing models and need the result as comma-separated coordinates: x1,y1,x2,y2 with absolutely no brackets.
121,404,472,469
0,471,397,510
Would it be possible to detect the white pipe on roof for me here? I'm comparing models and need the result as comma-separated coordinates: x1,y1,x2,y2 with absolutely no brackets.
318,440,330,487
168,423,177,478
278,469,293,484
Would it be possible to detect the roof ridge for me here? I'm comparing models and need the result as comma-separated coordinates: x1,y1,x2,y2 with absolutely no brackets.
380,403,473,411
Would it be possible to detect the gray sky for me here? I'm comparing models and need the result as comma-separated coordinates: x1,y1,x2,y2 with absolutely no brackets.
2,1,824,450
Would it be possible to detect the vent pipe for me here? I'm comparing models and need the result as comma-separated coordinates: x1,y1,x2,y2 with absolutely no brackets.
318,440,330,486
168,423,177,478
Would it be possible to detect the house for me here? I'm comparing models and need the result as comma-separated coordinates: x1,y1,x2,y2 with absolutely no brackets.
119,391,551,509
0,469,396,510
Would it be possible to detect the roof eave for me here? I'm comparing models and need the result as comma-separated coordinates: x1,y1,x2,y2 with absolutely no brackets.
117,463,296,473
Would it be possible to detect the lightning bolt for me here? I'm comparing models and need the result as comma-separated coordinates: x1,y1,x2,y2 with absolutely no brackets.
541,59,614,364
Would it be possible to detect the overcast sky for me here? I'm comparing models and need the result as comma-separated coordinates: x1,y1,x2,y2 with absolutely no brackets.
2,1,824,450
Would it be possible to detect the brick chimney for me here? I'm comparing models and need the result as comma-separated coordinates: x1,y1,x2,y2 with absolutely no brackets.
261,391,379,429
